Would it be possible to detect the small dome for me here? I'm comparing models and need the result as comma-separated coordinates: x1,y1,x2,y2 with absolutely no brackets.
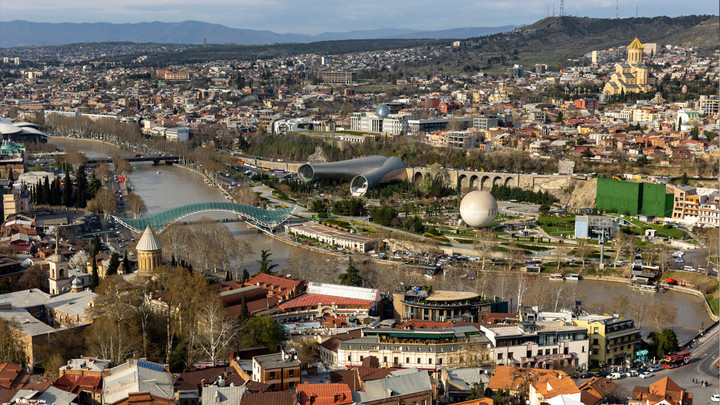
376,104,390,118
136,225,163,251
71,277,82,287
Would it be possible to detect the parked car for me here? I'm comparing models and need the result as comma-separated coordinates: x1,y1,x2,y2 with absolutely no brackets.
712,394,720,403
647,365,663,372
639,372,654,379
607,372,623,380
627,370,639,377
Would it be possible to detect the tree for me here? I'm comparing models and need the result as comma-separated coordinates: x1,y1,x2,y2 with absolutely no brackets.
112,157,133,175
91,187,118,219
241,269,250,282
94,163,112,182
17,265,48,291
575,238,593,270
196,298,238,365
232,185,260,206
0,319,26,364
238,315,285,352
339,257,363,287
76,165,89,208
106,252,120,276
126,192,148,219
653,328,679,357
63,168,73,207
68,251,91,270
257,249,278,275
238,294,249,323
85,275,140,365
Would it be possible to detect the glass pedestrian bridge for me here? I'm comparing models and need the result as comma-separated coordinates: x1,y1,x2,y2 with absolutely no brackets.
113,202,295,233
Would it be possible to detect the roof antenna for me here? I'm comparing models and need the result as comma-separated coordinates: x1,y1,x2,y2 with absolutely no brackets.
615,0,619,19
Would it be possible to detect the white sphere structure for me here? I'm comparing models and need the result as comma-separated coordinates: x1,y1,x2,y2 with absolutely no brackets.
459,190,498,227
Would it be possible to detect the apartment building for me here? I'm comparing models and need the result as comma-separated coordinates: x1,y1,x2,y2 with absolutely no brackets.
481,321,589,370
251,351,301,391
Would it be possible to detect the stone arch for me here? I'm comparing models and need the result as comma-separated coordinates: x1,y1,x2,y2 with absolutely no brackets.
493,176,503,187
469,175,479,189
504,177,515,188
458,174,468,189
480,176,490,190
413,171,424,183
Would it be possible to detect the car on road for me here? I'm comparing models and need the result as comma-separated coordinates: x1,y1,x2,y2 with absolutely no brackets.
712,394,720,402
647,365,663,372
639,372,654,379
607,372,624,380
627,370,639,377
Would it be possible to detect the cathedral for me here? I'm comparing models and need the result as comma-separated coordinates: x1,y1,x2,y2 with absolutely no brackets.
603,38,655,95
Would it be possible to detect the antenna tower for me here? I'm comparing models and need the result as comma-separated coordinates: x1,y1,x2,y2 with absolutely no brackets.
635,6,638,18
615,0,619,19
559,0,565,16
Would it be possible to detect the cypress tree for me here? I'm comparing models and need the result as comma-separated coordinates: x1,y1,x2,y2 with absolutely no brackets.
106,253,120,276
76,165,88,208
122,255,130,274
239,293,249,323
42,177,50,205
7,169,13,182
63,168,73,207
241,268,250,282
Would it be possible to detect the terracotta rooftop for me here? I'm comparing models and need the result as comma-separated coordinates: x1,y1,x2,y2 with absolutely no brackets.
244,273,305,298
488,366,569,392
279,293,375,310
297,383,352,405
578,376,618,405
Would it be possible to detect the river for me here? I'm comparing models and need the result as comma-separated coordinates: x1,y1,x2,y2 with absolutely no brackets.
50,137,714,343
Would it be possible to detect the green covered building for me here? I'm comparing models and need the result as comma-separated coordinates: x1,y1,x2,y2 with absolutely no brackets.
596,178,673,217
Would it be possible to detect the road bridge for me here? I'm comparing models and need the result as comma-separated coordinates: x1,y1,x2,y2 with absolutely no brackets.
87,156,179,165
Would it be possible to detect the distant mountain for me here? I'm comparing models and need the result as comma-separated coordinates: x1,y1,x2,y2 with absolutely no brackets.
0,20,516,48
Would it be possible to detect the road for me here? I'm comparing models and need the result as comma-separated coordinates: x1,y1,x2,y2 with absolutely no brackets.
605,325,718,404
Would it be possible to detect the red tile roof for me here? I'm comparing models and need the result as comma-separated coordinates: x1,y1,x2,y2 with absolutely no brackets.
297,383,352,405
53,374,103,394
279,294,374,310
244,273,305,299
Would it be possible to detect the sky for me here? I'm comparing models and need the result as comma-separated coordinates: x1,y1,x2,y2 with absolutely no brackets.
0,0,716,33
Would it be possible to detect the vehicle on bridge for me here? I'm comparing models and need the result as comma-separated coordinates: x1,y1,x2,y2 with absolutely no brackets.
660,351,690,368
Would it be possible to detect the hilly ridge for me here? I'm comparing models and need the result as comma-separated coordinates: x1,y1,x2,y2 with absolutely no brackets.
0,20,516,48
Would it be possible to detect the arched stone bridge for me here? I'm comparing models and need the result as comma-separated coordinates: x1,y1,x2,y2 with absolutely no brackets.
406,168,576,193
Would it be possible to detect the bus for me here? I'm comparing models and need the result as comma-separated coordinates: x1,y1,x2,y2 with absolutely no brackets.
660,351,690,368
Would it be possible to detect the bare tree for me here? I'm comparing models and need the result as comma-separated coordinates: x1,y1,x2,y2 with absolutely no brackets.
112,157,133,175
505,242,525,272
648,302,677,332
195,298,238,364
612,232,628,266
160,223,191,263
126,192,148,219
17,266,48,291
91,187,118,219
232,185,260,206
86,275,139,364
94,163,112,182
575,239,593,271
473,229,496,271
282,249,337,283
68,250,91,270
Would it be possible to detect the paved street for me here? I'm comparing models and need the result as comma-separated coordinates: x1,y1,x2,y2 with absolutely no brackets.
604,325,719,404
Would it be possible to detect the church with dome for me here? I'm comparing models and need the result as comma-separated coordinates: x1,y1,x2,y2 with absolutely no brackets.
603,37,655,95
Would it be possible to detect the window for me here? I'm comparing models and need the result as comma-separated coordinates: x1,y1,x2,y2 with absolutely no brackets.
508,352,514,359
288,370,295,377
564,347,569,355
593,339,598,345
394,357,398,364
406,357,410,364
592,349,598,355
497,353,503,360
439,358,443,365
384,356,388,363
429,358,433,365
347,355,351,361
360,356,364,361
553,348,558,355
417,358,421,364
